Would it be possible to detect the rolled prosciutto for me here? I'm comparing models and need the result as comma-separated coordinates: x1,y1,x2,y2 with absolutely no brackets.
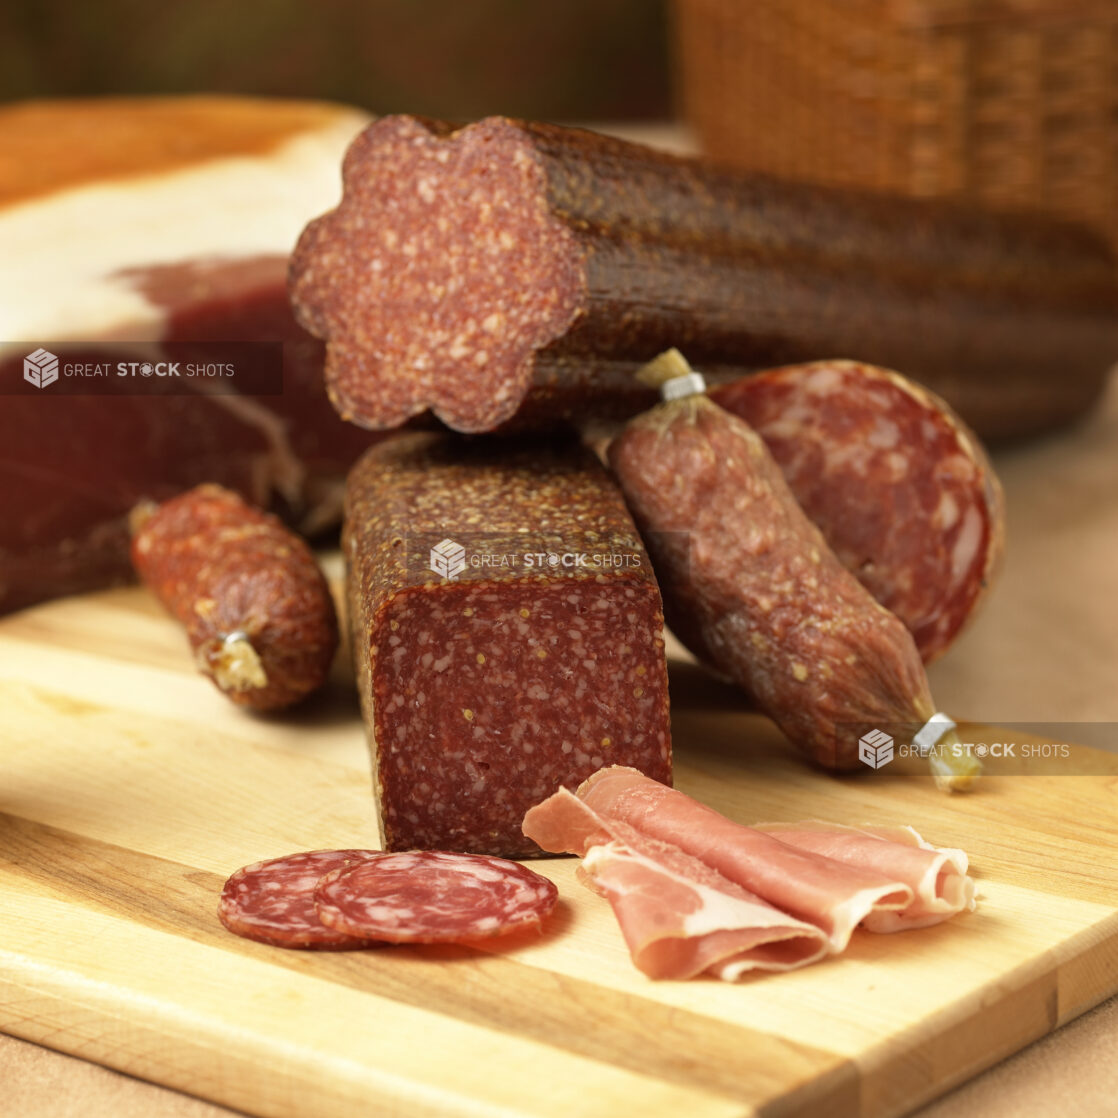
523,766,976,980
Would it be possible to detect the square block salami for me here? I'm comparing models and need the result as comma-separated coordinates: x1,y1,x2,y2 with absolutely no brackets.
344,432,672,857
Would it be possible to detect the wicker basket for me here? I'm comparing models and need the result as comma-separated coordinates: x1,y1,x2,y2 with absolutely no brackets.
673,0,1118,243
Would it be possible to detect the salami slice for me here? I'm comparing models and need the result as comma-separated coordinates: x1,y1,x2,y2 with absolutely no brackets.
709,361,1005,663
218,849,383,949
314,850,559,943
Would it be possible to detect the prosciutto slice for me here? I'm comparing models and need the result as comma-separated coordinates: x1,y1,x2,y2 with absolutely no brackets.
568,766,912,950
522,765,977,981
580,841,828,980
526,786,828,978
754,822,976,932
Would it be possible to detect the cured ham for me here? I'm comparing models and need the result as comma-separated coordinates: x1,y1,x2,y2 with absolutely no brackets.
573,766,912,951
522,765,977,980
754,822,976,932
525,787,828,978
578,840,829,980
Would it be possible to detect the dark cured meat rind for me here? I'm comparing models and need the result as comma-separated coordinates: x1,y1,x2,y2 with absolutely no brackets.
709,360,1006,664
0,392,286,616
290,114,1118,439
343,432,672,857
218,849,383,949
130,256,384,524
607,396,935,770
314,850,558,943
0,259,383,618
131,483,339,710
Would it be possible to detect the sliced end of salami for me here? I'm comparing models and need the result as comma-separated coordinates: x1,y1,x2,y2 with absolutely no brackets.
289,115,585,433
218,849,384,949
314,850,559,944
370,573,671,858
709,360,1005,663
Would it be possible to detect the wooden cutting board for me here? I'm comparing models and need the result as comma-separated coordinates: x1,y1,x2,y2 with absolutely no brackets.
1,575,1116,1118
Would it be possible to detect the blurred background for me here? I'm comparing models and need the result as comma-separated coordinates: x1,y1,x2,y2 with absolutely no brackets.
0,0,672,121
2,0,1115,243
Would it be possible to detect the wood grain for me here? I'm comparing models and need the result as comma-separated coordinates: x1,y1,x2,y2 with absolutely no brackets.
0,581,1116,1118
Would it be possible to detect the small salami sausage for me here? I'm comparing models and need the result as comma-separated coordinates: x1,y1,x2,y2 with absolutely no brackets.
131,484,339,711
289,114,1118,439
314,850,558,943
218,849,383,949
709,361,1006,663
607,353,978,789
344,432,671,857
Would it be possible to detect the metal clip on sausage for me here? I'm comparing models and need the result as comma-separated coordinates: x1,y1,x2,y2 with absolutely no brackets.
634,347,705,397
660,370,708,402
916,713,980,793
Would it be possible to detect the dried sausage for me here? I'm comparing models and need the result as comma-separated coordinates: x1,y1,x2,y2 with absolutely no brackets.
290,114,1118,439
314,850,558,943
343,432,672,856
709,360,1006,662
131,483,339,710
607,354,977,788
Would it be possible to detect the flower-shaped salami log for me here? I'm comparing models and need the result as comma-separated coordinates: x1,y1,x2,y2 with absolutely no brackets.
289,114,1118,438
